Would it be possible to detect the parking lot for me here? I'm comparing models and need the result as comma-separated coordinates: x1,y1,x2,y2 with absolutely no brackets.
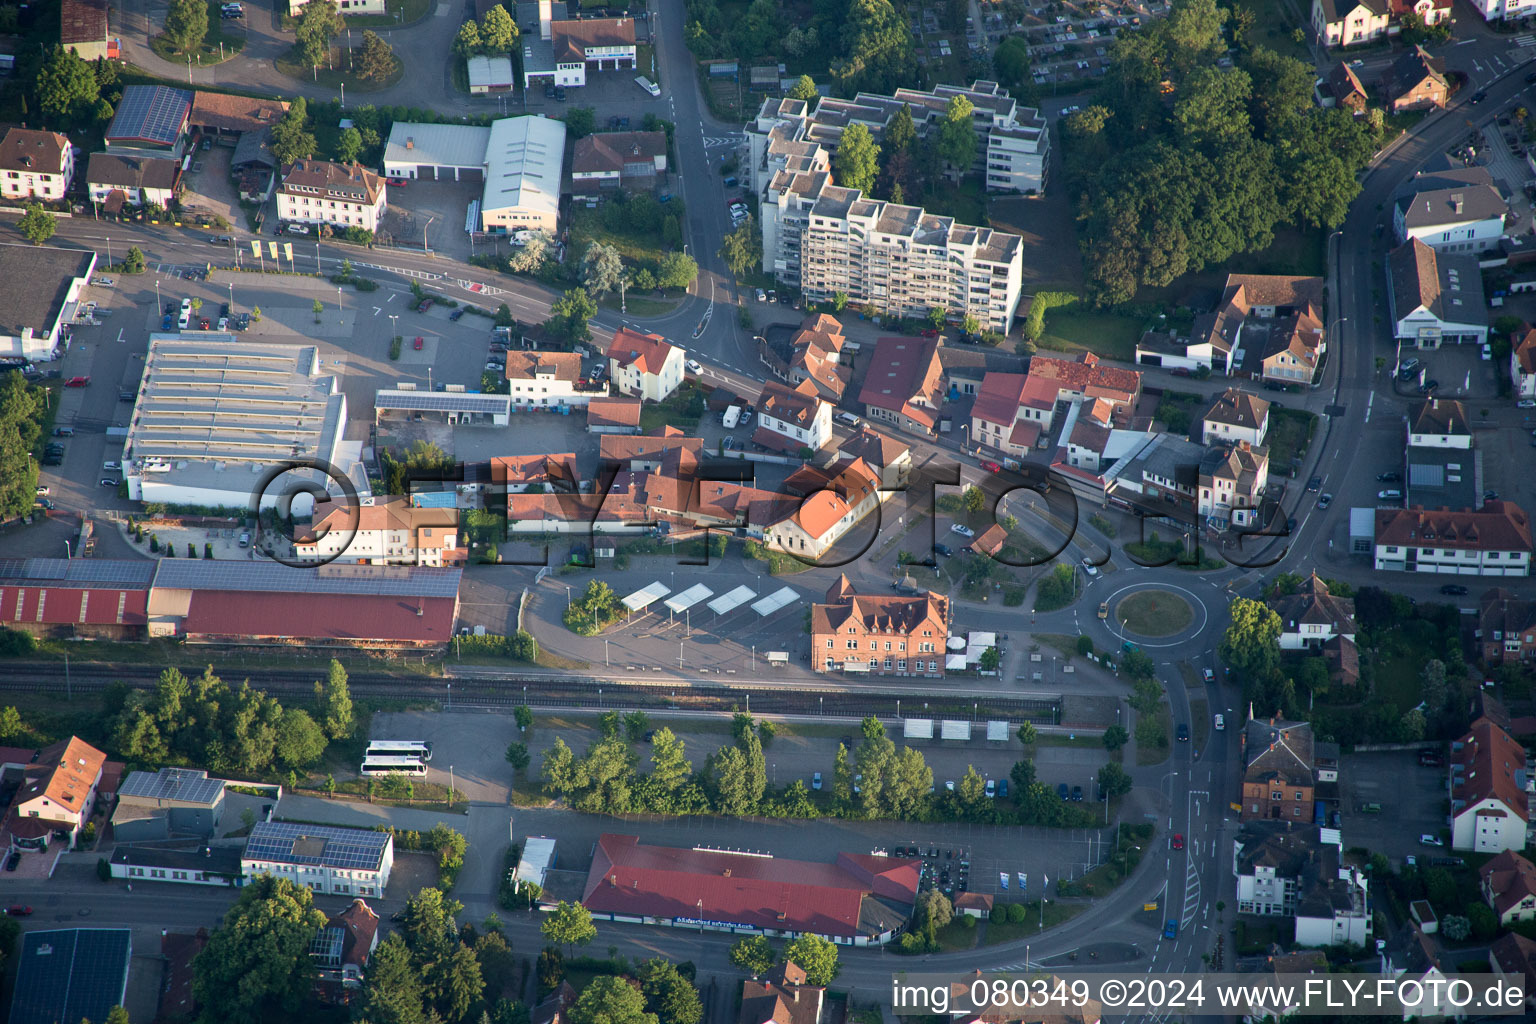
1392,343,1501,401
1336,751,1448,866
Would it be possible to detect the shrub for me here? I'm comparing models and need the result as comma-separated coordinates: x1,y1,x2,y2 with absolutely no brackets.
1007,903,1027,924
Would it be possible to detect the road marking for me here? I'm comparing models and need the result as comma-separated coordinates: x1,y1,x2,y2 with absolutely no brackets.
1364,391,1374,423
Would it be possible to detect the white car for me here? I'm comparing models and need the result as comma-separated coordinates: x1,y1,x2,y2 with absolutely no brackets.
1518,399,1536,409
685,359,703,375
1081,557,1099,577
1419,834,1443,847
1213,714,1225,731
35,486,48,496
950,523,975,538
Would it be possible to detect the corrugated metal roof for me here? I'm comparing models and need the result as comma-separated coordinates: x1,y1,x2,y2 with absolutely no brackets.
152,560,463,597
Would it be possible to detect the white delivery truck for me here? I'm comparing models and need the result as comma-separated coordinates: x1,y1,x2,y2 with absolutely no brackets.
722,405,743,429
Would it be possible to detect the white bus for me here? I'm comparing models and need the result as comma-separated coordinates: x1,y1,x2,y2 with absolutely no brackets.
360,755,428,777
366,740,432,761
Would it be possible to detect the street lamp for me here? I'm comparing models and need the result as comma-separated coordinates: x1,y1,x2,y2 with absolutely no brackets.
565,584,572,609
605,639,610,667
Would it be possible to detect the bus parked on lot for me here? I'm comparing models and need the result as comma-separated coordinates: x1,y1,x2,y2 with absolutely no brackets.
365,740,432,761
360,755,428,777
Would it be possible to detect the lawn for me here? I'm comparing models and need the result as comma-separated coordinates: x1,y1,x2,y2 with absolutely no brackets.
151,2,247,65
1036,309,1144,362
568,205,683,272
1135,704,1171,766
980,901,1086,944
1228,0,1311,64
1115,590,1193,637
1267,408,1318,475
276,46,404,92
1226,224,1326,278
637,380,705,433
918,179,986,226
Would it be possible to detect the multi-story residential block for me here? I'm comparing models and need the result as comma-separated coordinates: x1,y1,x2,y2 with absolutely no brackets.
1312,0,1390,48
277,159,386,233
749,95,1025,331
1451,716,1530,853
858,336,945,435
1240,718,1318,824
1232,822,1371,948
504,350,607,408
1234,822,1316,916
1271,572,1357,651
1202,389,1270,447
811,574,949,677
242,821,393,897
0,129,74,201
1395,162,1508,254
1481,850,1536,925
571,131,667,193
1387,237,1489,347
295,496,464,567
1478,588,1536,665
1386,45,1451,113
607,328,684,402
1199,441,1269,530
755,379,832,453
1374,501,1533,576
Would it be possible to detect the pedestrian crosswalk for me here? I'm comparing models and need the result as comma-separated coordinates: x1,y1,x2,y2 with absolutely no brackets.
1514,35,1536,49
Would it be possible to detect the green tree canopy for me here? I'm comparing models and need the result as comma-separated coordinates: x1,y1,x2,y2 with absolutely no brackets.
935,95,977,171
270,97,316,164
582,242,626,296
162,0,209,55
313,658,353,739
719,217,761,278
639,958,703,1024
480,4,518,51
17,204,54,246
834,123,881,194
729,934,776,976
569,976,657,1024
191,875,329,1024
787,74,819,101
545,287,598,345
992,36,1033,96
541,900,596,954
781,934,839,985
357,32,395,85
36,47,100,124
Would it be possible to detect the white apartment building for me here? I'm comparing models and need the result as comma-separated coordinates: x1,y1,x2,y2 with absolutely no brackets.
276,159,387,233
1394,165,1508,254
504,349,606,408
0,128,74,200
1311,0,1391,48
607,328,684,403
1374,502,1534,577
1468,0,1536,23
242,821,394,897
1451,717,1530,854
756,379,832,452
294,496,463,567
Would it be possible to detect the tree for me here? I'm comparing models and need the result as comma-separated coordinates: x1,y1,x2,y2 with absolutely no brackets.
515,705,534,731
481,4,518,50
1009,759,1036,791
655,252,698,290
270,97,316,164
313,658,353,739
505,741,530,775
192,875,328,1024
564,106,596,140
581,242,625,296
1219,597,1282,681
834,123,880,193
1102,724,1129,753
296,0,344,70
992,35,1033,96
508,231,552,275
352,31,395,87
541,900,596,954
163,0,209,54
639,958,702,1024
787,74,819,101
354,933,425,1023
104,1008,130,1024
936,95,977,173
719,218,761,278
35,47,100,124
274,708,327,769
0,706,22,741
916,889,952,934
885,105,916,154
546,287,598,345
1097,762,1132,799
570,976,658,1024
455,20,484,58
18,205,55,246
730,934,776,976
1421,659,1448,714
781,934,839,985
1016,722,1037,747
832,0,915,95
123,246,147,274
1440,914,1470,942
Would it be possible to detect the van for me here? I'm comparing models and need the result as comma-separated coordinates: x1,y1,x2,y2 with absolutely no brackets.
238,532,251,548
1377,489,1403,502
834,411,861,428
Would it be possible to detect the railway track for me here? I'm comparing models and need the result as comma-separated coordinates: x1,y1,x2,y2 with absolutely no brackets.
1,661,1060,722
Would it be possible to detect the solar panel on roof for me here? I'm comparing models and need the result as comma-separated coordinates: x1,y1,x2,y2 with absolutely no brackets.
109,85,193,145
9,929,131,1024
0,558,155,587
245,820,390,870
375,391,511,413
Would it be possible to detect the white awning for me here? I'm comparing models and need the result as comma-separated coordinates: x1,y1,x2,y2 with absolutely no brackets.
841,659,872,674
968,631,997,648
752,585,798,616
946,636,967,651
707,584,756,615
986,720,1010,741
622,581,670,612
904,718,934,739
664,583,714,613
945,654,968,670
940,720,971,740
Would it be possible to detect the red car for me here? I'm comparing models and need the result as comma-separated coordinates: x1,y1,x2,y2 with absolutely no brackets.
921,328,941,338
64,376,90,387
387,177,408,187
417,298,433,313
413,336,424,350
1171,833,1184,850
5,905,31,916
980,460,1002,473
199,317,211,330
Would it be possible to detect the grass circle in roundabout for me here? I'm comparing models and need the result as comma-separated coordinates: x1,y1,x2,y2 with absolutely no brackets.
1113,589,1193,638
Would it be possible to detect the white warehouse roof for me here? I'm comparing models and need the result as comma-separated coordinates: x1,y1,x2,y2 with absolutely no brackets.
482,115,564,222
383,122,491,174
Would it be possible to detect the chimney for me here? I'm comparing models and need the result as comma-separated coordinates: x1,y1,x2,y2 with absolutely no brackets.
1450,193,1464,215
406,137,414,150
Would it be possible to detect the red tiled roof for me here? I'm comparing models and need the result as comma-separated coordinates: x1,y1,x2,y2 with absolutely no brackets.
1026,352,1141,401
505,350,583,382
552,17,636,62
607,327,678,375
0,128,70,177
190,92,289,133
858,337,943,428
1512,325,1536,376
61,0,108,46
1375,501,1534,554
20,736,106,817
583,833,918,938
757,379,824,430
971,372,1028,428
1480,850,1536,918
1454,716,1531,822
969,524,1008,557
587,397,643,429
182,591,457,644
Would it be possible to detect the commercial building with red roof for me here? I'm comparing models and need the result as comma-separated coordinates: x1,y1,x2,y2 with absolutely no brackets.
858,336,944,435
1451,715,1530,854
0,557,154,639
1374,500,1534,577
583,833,918,944
586,397,643,434
810,573,949,677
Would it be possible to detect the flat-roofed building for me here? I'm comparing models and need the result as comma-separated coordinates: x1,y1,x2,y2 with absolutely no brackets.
111,767,226,841
122,335,353,511
8,929,130,1024
242,820,393,897
0,243,96,363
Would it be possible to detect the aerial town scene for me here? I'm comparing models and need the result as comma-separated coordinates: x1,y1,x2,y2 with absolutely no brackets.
2,0,1536,1021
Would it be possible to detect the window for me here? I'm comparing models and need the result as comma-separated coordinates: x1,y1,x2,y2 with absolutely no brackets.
1272,792,1282,801
1295,791,1303,800
825,640,833,649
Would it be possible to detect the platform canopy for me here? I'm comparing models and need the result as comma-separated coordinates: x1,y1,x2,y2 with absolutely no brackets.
752,586,799,617
707,585,756,616
904,718,934,740
622,581,670,612
941,720,971,740
664,583,714,614
986,720,1010,741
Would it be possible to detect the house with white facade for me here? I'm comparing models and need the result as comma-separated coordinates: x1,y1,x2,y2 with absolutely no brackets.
755,379,832,454
1394,162,1508,254
294,496,464,567
1312,0,1391,48
1450,716,1530,854
1293,830,1372,949
1480,850,1536,926
109,844,244,887
1512,324,1536,400
521,0,635,89
1467,0,1536,25
242,821,393,897
1234,822,1316,917
0,128,74,201
1387,237,1490,348
86,152,178,208
607,328,684,402
764,459,882,561
1408,397,1473,448
291,0,385,14
2,736,108,850
1233,822,1371,949
1270,572,1358,651
1198,441,1269,530
505,350,606,408
1374,501,1533,577
276,160,387,233
968,372,1040,456
1202,389,1270,447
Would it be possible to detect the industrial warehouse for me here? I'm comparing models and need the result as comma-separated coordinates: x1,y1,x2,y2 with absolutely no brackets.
581,834,919,945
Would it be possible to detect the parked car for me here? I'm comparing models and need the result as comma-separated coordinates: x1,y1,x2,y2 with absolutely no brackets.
950,523,975,538
64,376,90,387
100,478,119,487
811,771,822,791
985,779,996,798
1519,399,1536,409
417,298,434,313
980,460,1002,472
449,309,465,321
1203,668,1215,683
1057,783,1069,800
1377,471,1402,483
118,391,134,402
1071,785,1083,802
1439,584,1468,596
998,779,1008,798
414,336,424,350
4,905,30,915
934,543,954,558
1419,834,1443,847
199,317,211,330
35,486,49,496
685,359,703,375
1471,91,1488,104
1171,833,1184,850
